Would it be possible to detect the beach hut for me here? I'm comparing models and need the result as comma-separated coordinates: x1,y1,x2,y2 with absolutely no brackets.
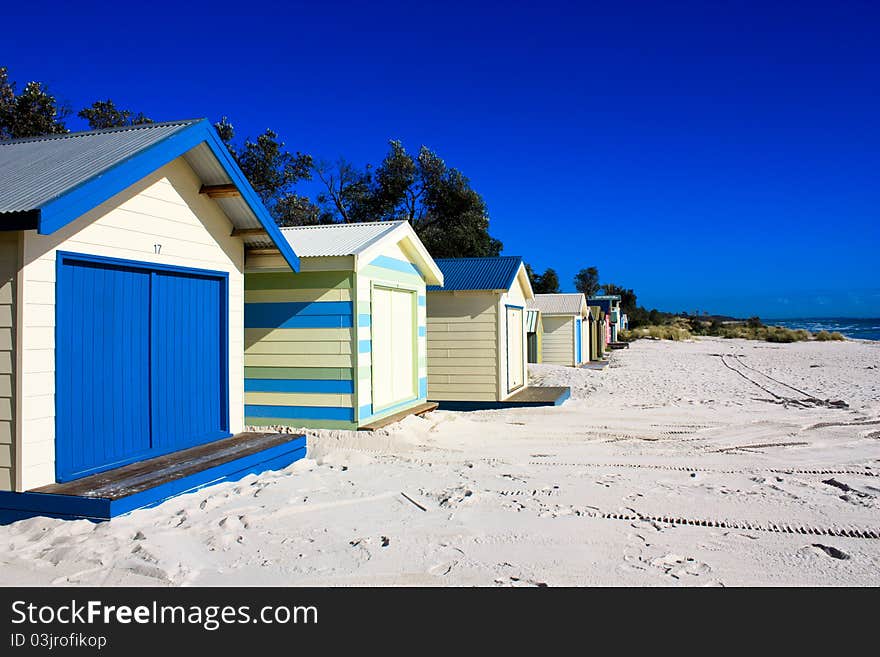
0,120,308,518
526,307,542,363
529,293,589,367
589,295,622,343
587,306,601,360
243,221,443,430
425,256,534,404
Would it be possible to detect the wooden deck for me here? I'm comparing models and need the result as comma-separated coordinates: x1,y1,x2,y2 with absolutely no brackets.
505,386,570,404
358,402,439,431
33,432,302,499
607,341,630,350
1,432,307,523
434,386,571,411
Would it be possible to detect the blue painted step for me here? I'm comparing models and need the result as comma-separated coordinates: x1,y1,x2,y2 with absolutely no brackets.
0,434,307,524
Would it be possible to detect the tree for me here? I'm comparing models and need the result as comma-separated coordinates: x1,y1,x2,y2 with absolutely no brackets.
531,267,560,294
601,283,637,314
314,158,375,224
78,99,153,129
215,117,319,226
574,267,600,297
0,67,69,139
313,140,503,258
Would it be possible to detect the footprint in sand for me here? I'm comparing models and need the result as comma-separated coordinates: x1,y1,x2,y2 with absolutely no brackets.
428,546,465,577
648,553,713,579
218,515,251,530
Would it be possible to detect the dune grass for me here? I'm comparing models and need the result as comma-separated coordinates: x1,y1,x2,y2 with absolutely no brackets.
621,323,846,344
619,323,692,342
814,330,846,341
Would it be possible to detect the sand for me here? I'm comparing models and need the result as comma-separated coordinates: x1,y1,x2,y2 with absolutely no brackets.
1,336,878,587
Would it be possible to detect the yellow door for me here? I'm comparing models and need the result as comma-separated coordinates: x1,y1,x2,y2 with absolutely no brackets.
372,286,416,410
506,306,524,392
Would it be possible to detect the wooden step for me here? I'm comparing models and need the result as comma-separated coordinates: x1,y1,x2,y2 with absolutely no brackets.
358,402,439,431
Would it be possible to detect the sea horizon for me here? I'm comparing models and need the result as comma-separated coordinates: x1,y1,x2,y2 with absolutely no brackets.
762,317,880,341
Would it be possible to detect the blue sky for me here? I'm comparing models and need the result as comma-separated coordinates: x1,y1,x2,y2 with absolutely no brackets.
4,1,878,317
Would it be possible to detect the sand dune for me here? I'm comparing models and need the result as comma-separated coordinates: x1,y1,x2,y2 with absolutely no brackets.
1,337,878,587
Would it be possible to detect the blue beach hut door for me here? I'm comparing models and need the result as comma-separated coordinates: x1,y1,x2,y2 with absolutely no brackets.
55,254,229,482
575,318,582,364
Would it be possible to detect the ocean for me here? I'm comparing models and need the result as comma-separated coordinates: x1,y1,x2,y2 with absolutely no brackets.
765,317,880,341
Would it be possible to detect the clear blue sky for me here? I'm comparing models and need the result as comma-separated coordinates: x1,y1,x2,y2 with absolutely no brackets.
5,1,878,317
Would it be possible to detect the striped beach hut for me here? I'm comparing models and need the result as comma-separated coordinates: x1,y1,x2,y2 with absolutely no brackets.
425,256,533,404
529,293,589,366
243,221,443,430
526,307,542,363
0,120,306,506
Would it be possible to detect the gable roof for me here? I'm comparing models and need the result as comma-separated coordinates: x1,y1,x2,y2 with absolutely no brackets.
427,256,528,294
280,221,401,257
0,119,299,271
529,293,587,316
279,220,443,286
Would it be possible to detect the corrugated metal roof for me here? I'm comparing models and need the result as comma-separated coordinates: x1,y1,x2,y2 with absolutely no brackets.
426,256,523,292
529,293,587,315
279,221,403,257
0,120,198,213
525,308,541,332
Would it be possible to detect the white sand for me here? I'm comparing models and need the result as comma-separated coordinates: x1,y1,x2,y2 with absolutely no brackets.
1,336,879,587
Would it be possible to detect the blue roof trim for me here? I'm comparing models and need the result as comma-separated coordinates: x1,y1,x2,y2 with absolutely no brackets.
502,259,523,292
35,119,300,272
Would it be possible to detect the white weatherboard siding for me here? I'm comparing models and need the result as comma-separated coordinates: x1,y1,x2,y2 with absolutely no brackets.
0,233,18,490
18,157,245,490
542,316,575,366
427,292,499,401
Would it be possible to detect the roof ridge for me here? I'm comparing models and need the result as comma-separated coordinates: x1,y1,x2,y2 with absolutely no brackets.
279,220,404,231
433,255,521,261
0,118,203,146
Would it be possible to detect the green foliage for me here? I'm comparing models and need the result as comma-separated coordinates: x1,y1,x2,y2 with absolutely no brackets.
814,330,846,341
574,267,600,297
746,316,763,329
526,264,560,293
215,117,319,227
78,99,153,129
620,322,693,342
714,324,811,343
314,140,503,258
0,67,69,139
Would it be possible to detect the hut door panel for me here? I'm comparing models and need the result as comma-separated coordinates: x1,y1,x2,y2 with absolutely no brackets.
390,289,416,403
56,259,152,481
371,286,416,410
575,319,582,364
506,307,524,392
151,271,226,452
